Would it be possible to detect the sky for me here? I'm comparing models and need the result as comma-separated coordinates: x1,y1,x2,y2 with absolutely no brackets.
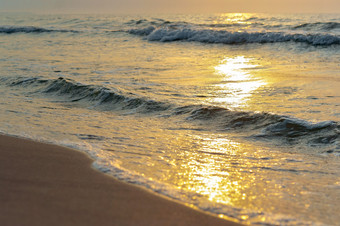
1,0,340,14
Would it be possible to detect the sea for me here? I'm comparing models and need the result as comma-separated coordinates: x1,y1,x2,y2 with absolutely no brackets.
0,12,339,225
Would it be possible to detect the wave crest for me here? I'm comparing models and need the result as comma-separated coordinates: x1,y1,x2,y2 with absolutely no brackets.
7,76,340,149
9,77,171,113
128,26,340,46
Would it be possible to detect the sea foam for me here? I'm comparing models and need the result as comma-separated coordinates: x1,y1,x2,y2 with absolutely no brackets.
128,26,340,46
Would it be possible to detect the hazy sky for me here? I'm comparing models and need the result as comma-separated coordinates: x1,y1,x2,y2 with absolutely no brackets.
1,0,340,14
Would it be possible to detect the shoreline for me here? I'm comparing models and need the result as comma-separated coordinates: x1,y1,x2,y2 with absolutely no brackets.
0,134,241,226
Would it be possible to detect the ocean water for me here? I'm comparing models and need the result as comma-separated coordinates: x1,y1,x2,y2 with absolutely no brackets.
0,12,339,225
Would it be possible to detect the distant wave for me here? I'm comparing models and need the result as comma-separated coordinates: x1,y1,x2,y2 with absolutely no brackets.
125,18,258,29
0,26,77,34
5,76,340,150
128,26,340,46
126,18,174,26
292,22,340,31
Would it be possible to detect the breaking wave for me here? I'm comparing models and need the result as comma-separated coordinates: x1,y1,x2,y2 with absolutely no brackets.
8,77,171,113
5,76,340,150
128,26,340,46
179,105,339,148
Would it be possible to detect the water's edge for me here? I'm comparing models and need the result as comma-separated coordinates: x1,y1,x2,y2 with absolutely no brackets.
0,131,243,224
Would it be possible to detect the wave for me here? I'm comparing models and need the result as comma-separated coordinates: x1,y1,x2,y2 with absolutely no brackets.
125,18,259,29
292,22,340,31
0,26,77,34
6,76,340,149
125,18,190,27
128,26,340,46
126,18,172,26
181,105,337,138
199,22,264,28
8,77,172,113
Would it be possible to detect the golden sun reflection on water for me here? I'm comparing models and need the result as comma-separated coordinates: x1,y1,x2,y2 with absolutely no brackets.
212,56,266,108
176,136,258,207
220,13,254,25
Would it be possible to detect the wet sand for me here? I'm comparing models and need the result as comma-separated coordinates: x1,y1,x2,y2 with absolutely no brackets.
0,134,240,226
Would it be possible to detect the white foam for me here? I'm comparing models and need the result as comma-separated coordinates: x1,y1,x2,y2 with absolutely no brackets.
129,27,340,46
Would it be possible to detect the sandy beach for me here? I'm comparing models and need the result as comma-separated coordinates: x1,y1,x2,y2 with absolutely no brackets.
0,134,240,226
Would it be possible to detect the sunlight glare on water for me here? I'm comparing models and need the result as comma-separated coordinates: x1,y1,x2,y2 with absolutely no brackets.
179,137,248,206
218,13,255,27
212,56,266,109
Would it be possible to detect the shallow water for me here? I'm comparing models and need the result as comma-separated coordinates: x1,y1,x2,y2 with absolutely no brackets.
0,13,339,225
